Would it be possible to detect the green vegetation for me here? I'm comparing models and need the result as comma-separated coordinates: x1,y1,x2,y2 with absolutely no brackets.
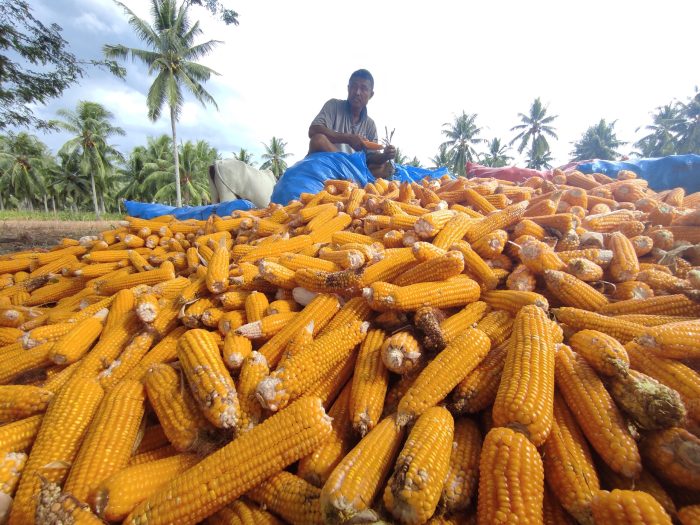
0,210,122,221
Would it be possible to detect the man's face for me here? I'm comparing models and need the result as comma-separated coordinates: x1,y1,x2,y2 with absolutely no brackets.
347,77,374,112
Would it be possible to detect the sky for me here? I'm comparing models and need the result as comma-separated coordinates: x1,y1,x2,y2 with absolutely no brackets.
24,0,700,169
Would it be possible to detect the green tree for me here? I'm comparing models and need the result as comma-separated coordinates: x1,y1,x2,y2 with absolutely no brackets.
51,101,125,218
0,1,124,130
234,147,256,166
674,89,700,154
0,132,48,210
510,98,558,168
260,137,292,180
635,104,681,157
186,0,239,25
430,143,452,169
571,119,625,161
479,138,512,167
526,145,554,170
392,147,409,165
441,112,486,177
104,0,221,207
407,156,422,168
49,152,91,212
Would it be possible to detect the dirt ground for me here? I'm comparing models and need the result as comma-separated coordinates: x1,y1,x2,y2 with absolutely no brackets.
0,220,121,255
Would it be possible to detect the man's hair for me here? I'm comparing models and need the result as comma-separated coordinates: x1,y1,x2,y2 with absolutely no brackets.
349,69,374,89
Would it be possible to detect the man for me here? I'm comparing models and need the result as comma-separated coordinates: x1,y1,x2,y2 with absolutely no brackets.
308,69,396,178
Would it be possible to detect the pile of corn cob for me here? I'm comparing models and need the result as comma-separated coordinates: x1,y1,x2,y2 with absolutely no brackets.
3,169,700,524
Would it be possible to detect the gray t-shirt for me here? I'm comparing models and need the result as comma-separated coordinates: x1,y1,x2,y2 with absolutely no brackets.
311,98,378,153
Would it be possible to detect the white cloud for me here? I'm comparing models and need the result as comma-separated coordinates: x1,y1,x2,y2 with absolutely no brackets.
28,0,700,170
74,12,115,34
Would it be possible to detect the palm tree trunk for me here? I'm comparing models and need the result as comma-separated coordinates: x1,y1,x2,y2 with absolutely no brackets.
99,194,106,215
89,172,101,219
43,195,48,213
170,106,182,208
0,196,4,211
51,197,56,214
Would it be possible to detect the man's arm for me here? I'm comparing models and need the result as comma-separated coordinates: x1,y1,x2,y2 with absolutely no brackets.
308,124,365,151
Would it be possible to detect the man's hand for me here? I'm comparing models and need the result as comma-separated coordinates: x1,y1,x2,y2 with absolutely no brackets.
383,145,397,160
346,134,367,152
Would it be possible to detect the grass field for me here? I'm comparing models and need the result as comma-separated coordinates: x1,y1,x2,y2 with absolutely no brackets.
0,210,123,221
0,218,121,255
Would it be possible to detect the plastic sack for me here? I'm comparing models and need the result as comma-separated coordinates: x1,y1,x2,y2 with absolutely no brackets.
123,199,255,220
270,151,451,205
569,154,700,193
466,162,552,182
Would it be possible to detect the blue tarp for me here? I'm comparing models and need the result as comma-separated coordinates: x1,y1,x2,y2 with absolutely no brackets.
270,151,451,204
574,154,700,193
123,199,255,220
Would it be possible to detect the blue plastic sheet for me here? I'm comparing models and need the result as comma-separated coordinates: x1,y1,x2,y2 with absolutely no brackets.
123,199,255,220
270,151,451,205
574,155,700,193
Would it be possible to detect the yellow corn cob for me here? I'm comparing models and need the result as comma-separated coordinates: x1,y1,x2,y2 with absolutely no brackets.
0,385,53,422
320,414,406,525
590,489,672,524
306,348,356,410
205,241,229,295
476,427,544,525
542,394,599,524
210,499,282,525
471,230,508,259
384,406,454,525
128,444,177,466
217,290,249,311
610,280,654,301
259,293,340,367
437,418,481,515
266,298,299,315
600,294,700,316
391,250,465,287
493,304,555,446
475,310,514,348
641,427,700,491
555,343,641,477
318,248,366,270
98,330,156,391
222,332,253,371
557,248,613,267
358,248,416,287
135,425,169,454
609,231,640,282
182,297,217,327
8,376,104,525
451,342,508,414
0,451,26,508
129,249,154,273
217,310,247,335
236,352,269,433
0,341,53,384
25,277,86,306
411,241,446,263
0,414,42,453
518,238,566,274
637,269,691,294
597,462,676,518
46,309,108,365
35,480,104,525
125,396,332,525
679,505,700,525
568,329,629,378
614,313,690,326
0,327,21,346
94,453,199,521
481,289,549,314
543,269,609,311
349,328,388,437
397,328,490,426
246,471,323,525
365,276,480,312
98,261,175,295
298,384,355,487
506,263,536,291
552,307,646,343
319,297,372,335
258,260,297,289
144,364,215,452
243,291,268,323
278,252,340,273
41,361,80,393
63,380,145,502
177,328,239,429
626,341,700,422
257,321,368,412
465,201,528,243
380,330,423,375
431,212,479,250
235,311,298,340
440,301,490,343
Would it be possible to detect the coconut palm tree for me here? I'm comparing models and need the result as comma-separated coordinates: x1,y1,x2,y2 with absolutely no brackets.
234,147,256,166
510,98,558,168
479,138,512,167
104,0,221,207
392,147,409,165
571,119,625,161
407,156,422,167
51,101,124,218
0,132,49,210
260,137,292,180
635,104,682,157
674,89,700,154
441,112,486,177
430,143,452,169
